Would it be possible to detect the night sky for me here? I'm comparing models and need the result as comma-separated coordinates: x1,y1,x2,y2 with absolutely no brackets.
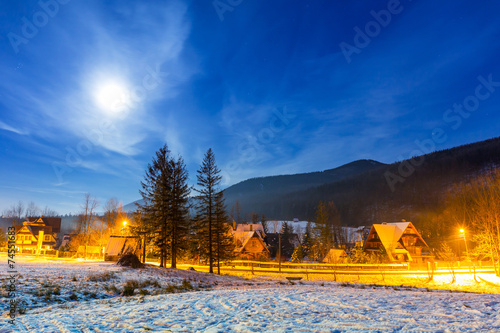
1,0,499,214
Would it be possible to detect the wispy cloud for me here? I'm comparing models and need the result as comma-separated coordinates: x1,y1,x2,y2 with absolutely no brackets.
0,1,192,161
0,121,26,135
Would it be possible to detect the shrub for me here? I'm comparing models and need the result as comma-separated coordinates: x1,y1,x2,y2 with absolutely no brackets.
88,272,115,282
164,285,176,293
140,279,160,288
117,254,144,269
181,279,193,290
122,280,139,296
106,284,119,294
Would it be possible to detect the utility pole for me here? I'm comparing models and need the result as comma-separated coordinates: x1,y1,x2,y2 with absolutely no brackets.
278,232,281,273
142,234,146,264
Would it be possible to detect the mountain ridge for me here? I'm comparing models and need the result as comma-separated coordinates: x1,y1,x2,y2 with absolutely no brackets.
125,137,500,228
123,159,386,213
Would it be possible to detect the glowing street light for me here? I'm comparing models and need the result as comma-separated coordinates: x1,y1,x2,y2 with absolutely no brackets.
122,220,128,235
460,228,469,261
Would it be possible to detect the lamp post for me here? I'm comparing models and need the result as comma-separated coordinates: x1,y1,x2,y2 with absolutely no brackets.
278,232,281,273
460,228,469,261
122,220,128,236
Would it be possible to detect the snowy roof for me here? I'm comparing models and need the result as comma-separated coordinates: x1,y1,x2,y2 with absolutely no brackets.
372,224,401,252
15,224,54,241
105,236,140,256
233,224,266,240
265,220,312,233
322,248,348,263
364,222,430,258
26,216,61,234
232,228,269,253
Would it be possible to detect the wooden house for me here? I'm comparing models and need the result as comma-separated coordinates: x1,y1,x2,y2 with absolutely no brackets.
232,223,270,259
363,222,433,263
14,217,60,254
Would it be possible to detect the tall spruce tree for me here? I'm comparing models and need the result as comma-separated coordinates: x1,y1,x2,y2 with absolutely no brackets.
326,201,342,247
281,222,295,258
168,156,191,268
139,145,171,267
213,191,235,274
260,214,269,234
195,149,234,274
314,201,332,259
139,145,190,268
302,221,314,258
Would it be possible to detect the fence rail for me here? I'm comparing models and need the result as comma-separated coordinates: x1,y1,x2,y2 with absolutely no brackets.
177,260,497,276
3,253,496,276
226,260,409,271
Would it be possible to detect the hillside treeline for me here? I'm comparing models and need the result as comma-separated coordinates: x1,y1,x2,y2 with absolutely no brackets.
226,137,500,232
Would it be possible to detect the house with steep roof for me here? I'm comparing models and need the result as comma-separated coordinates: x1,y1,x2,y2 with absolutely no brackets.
363,221,433,263
232,223,270,259
14,217,60,253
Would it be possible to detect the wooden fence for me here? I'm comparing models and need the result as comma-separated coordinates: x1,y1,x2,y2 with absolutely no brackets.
177,260,497,276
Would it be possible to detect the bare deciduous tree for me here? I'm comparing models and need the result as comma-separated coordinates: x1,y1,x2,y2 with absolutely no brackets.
25,201,41,218
3,201,25,224
103,198,126,234
77,194,99,258
447,169,500,276
42,206,58,217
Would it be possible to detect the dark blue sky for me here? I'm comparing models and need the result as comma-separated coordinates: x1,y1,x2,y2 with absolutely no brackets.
1,0,499,214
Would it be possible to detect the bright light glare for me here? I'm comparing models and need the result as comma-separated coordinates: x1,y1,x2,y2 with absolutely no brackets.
460,228,465,233
123,220,128,226
94,81,130,113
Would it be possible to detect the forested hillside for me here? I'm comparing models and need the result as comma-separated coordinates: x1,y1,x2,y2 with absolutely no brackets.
225,137,500,228
223,159,385,219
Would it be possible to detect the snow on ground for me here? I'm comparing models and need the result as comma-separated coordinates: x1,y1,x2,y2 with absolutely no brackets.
4,284,500,332
2,258,500,332
1,257,274,314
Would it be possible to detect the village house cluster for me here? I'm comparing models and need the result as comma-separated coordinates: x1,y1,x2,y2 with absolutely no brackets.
9,216,433,264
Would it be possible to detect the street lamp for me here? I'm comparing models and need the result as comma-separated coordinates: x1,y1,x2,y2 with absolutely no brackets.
122,220,128,235
278,231,281,273
460,228,469,261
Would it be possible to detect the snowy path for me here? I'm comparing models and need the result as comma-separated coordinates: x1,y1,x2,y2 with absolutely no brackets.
4,285,500,332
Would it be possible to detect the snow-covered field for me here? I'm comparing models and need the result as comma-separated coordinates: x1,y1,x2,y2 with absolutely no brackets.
2,257,500,332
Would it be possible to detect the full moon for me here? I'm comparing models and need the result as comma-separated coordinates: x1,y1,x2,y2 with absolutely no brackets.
93,81,131,114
